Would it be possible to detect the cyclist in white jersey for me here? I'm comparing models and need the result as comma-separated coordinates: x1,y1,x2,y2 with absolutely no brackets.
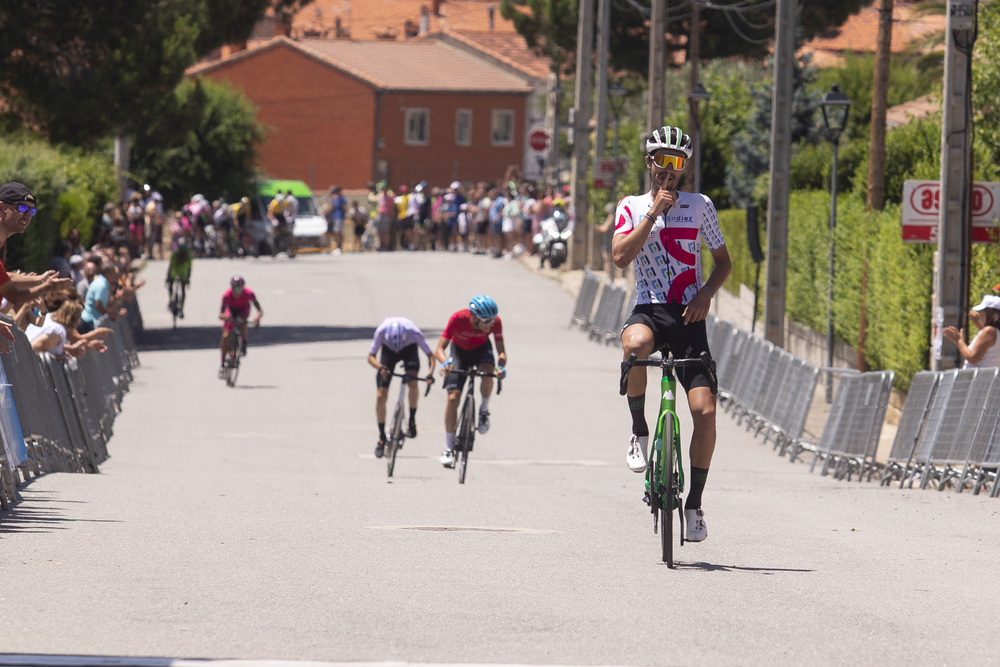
367,316,436,458
613,125,732,543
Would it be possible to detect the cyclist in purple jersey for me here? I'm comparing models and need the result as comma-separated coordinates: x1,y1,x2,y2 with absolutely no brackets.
367,316,436,457
613,125,732,543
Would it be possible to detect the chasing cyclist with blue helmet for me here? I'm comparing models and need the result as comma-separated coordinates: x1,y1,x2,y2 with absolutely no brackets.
367,316,436,458
434,294,507,468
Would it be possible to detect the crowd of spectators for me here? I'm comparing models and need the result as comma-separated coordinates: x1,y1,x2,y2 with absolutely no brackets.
0,181,145,362
353,173,572,258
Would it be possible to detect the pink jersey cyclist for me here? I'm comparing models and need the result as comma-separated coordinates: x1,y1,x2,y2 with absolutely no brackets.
221,286,258,331
614,191,725,306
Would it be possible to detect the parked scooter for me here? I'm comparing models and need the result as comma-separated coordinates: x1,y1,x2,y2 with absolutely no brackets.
533,209,573,269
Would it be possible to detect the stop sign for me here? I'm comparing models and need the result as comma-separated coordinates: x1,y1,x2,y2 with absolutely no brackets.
529,129,549,151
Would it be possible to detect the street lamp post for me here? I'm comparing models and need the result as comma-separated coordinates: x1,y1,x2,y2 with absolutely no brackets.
687,81,710,194
549,78,562,188
607,78,627,281
820,83,852,402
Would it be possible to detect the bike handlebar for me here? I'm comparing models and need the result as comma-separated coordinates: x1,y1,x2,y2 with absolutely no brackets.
442,366,503,395
382,369,436,396
619,352,718,397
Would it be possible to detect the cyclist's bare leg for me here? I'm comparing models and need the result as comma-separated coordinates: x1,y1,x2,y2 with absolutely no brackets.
478,362,495,399
686,386,717,468
621,323,656,398
444,389,461,432
220,330,231,365
240,322,249,351
375,386,389,423
406,370,420,409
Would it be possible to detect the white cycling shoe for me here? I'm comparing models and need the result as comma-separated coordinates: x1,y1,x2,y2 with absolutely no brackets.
626,434,649,473
684,508,708,542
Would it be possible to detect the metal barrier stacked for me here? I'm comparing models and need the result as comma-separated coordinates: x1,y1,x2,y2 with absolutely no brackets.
0,305,141,510
881,368,1000,495
568,271,633,345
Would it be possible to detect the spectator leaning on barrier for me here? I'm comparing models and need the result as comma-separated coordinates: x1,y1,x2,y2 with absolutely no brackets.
79,262,129,334
943,295,1000,368
0,182,74,309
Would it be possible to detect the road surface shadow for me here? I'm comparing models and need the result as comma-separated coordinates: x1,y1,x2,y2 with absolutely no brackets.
0,490,123,536
139,326,443,352
676,560,815,574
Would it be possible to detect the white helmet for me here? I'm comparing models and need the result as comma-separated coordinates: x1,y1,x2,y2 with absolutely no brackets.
645,126,693,158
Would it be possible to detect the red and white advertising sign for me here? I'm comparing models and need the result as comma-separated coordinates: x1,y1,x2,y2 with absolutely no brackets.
592,157,630,190
901,180,1000,243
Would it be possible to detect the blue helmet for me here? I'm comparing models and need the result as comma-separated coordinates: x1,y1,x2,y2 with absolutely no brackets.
385,319,405,351
468,294,498,319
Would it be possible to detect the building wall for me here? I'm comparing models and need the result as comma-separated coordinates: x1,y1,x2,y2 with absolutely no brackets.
196,45,376,191
377,92,528,188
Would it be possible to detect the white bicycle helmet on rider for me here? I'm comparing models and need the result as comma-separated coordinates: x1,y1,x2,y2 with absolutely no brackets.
645,126,693,158
385,319,406,352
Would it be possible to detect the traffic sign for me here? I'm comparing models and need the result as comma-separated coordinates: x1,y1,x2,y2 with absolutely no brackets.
529,129,549,152
901,180,1000,243
592,157,630,190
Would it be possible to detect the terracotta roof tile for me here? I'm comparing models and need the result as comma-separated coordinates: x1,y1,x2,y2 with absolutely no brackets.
886,93,939,128
192,36,534,93
292,0,518,41
440,29,551,80
800,1,945,67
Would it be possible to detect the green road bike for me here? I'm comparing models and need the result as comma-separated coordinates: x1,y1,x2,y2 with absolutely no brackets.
620,352,717,567
381,369,434,478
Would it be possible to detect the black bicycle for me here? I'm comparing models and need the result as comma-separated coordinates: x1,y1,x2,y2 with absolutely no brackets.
444,366,502,484
167,280,186,329
222,316,252,387
382,369,434,478
619,352,717,567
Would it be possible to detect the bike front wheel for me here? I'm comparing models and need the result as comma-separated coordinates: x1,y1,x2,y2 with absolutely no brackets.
456,396,475,484
225,335,241,387
387,403,403,477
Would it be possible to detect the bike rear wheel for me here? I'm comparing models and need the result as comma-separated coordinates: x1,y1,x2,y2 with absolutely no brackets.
456,396,475,484
387,403,403,477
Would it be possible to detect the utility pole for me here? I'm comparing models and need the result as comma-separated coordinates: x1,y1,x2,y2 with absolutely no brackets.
933,0,976,371
686,0,702,193
763,0,795,347
569,0,595,269
648,0,667,133
594,0,612,157
867,0,892,211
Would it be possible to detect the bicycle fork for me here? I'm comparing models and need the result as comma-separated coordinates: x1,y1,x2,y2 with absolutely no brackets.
644,374,685,534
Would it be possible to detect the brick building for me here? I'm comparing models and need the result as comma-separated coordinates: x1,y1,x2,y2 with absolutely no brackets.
188,36,541,191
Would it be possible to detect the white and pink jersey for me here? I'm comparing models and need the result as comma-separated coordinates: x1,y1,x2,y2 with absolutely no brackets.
614,191,726,305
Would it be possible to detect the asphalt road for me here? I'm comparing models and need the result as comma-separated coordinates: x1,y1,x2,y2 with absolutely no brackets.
2,251,999,666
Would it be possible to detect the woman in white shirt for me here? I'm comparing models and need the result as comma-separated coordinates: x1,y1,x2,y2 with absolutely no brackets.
26,300,95,358
943,295,1000,368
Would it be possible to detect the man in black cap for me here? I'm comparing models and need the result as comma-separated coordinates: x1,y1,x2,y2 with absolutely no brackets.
0,181,73,307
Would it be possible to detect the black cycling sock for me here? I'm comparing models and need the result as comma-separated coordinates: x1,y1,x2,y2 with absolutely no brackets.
409,408,417,423
378,422,385,438
685,467,710,510
627,395,648,437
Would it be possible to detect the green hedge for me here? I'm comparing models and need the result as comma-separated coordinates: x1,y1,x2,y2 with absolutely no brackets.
709,189,1000,391
0,134,116,272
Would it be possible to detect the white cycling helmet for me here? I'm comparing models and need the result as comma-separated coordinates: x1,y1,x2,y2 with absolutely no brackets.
645,126,693,158
385,320,405,352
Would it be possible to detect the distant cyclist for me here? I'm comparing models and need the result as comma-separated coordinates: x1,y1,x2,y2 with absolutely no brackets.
367,316,436,458
218,275,263,378
433,294,506,468
165,239,193,318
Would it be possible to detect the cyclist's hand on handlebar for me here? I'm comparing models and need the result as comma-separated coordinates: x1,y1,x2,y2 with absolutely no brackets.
496,366,507,380
439,358,453,376
378,365,390,378
253,315,261,328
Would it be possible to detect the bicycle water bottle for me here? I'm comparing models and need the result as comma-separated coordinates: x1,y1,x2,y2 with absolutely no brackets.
654,437,662,453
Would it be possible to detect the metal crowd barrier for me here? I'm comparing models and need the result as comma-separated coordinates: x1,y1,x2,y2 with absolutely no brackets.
569,269,602,330
589,283,629,345
0,300,142,511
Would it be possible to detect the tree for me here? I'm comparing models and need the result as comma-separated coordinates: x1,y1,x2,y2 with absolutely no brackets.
500,0,872,78
130,77,266,209
0,0,305,146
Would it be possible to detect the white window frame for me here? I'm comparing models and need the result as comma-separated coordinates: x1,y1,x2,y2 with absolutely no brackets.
456,108,472,146
405,108,429,145
491,109,515,146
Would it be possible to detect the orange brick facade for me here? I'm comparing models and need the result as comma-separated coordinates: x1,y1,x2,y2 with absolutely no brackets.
193,43,529,192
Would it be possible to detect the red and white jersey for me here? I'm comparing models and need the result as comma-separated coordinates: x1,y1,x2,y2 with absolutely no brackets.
614,191,726,305
442,309,503,352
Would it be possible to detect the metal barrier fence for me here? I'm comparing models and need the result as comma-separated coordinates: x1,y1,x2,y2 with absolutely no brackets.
567,271,634,347
0,303,141,511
